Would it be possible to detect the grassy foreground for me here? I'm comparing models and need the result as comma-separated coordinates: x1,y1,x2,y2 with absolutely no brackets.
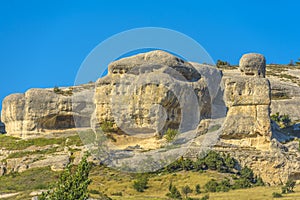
1,165,300,200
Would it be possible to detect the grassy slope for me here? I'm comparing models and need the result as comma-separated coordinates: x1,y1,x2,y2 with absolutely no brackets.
1,134,300,199
88,165,300,200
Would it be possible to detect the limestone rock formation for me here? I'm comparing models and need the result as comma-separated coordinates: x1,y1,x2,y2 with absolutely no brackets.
216,53,300,185
1,86,94,138
94,50,215,136
5,153,70,173
222,54,271,141
239,53,266,77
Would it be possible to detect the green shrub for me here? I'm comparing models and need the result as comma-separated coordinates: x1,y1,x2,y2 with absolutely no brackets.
270,112,291,128
195,184,201,194
216,178,231,192
282,179,296,194
133,175,149,192
53,86,62,94
272,192,282,198
204,179,218,192
100,121,116,133
181,185,193,199
216,60,230,68
233,178,251,189
53,86,73,96
166,182,182,199
165,128,179,142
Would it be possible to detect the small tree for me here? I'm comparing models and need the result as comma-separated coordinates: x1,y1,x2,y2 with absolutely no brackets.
166,182,182,200
164,128,179,142
39,154,91,200
181,185,192,199
195,184,201,194
133,175,149,192
204,179,218,192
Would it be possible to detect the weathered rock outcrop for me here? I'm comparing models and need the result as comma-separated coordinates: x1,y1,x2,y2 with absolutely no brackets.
94,50,214,136
217,53,300,185
1,86,93,138
222,53,272,143
2,50,300,185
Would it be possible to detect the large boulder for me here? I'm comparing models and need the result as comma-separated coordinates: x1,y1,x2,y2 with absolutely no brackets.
94,51,216,136
239,53,266,78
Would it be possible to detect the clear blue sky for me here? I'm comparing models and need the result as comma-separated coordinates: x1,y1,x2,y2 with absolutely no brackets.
0,0,300,109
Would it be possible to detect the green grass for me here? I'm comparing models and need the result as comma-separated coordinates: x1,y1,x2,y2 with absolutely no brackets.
0,134,83,150
0,166,59,193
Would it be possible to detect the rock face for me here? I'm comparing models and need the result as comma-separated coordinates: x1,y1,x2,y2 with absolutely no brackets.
239,53,266,78
214,139,300,185
222,54,271,142
1,86,93,138
94,50,214,135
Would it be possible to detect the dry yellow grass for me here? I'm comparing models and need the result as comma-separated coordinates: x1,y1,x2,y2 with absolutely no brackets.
88,166,300,200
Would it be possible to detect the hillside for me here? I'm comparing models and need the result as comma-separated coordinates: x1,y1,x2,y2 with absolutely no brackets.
1,51,300,199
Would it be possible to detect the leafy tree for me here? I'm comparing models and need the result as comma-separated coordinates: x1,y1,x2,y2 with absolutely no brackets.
166,182,182,199
181,185,192,199
240,166,254,181
133,175,149,192
39,154,91,200
216,178,231,192
233,178,251,189
204,179,218,192
254,176,265,186
181,158,194,171
224,154,236,169
195,184,201,194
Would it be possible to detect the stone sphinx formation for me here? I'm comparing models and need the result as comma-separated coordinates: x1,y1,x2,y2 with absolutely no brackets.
221,53,272,150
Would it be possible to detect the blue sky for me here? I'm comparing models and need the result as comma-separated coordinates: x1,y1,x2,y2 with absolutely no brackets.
0,0,300,109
